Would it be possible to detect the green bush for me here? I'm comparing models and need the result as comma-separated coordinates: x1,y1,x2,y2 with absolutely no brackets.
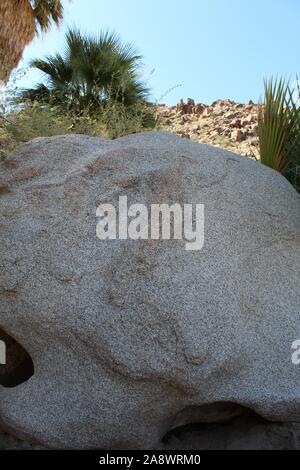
2,103,72,141
0,99,155,157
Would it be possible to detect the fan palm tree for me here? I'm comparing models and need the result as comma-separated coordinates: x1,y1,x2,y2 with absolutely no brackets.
0,0,63,83
19,29,150,113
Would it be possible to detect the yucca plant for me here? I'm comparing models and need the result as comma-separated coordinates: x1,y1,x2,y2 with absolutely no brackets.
258,78,300,189
285,82,300,191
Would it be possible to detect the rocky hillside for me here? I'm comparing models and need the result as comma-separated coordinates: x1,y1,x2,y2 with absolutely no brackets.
156,98,259,159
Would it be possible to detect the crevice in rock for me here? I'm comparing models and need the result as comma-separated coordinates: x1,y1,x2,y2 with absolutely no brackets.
162,402,260,443
0,327,34,388
161,404,297,450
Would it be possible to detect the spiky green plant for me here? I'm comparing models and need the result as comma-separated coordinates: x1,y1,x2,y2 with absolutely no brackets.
285,81,300,190
258,78,300,190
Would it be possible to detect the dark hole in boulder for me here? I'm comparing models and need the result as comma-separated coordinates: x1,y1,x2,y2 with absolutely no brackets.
0,327,34,388
162,403,269,447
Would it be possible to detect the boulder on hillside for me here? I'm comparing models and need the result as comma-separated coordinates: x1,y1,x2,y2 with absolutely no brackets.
0,132,299,449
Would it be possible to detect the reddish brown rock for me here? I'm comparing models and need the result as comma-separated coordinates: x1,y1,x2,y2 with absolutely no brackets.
231,129,246,142
155,98,259,158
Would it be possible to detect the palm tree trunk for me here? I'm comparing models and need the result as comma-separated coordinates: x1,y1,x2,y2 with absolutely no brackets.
0,0,35,83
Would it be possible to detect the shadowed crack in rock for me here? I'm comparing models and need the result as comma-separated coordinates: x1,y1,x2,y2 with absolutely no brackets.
0,327,34,388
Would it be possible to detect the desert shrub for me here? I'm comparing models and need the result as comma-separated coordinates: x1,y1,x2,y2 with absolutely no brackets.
0,98,155,157
2,102,72,141
0,103,72,157
98,100,155,139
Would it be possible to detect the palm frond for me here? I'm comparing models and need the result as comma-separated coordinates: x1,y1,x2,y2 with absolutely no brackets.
31,0,63,32
0,1,64,82
19,27,150,114
0,0,35,82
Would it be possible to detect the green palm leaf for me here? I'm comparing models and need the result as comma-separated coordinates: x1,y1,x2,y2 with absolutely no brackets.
18,28,150,115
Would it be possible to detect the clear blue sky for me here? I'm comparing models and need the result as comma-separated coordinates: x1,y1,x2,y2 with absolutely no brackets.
14,0,300,105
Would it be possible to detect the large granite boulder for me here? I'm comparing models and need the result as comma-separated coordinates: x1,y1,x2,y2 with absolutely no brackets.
0,132,299,449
